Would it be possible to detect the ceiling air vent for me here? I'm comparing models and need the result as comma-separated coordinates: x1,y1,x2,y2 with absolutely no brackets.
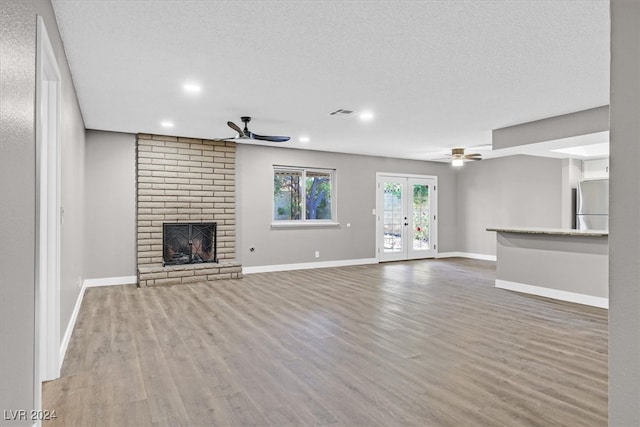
329,108,356,118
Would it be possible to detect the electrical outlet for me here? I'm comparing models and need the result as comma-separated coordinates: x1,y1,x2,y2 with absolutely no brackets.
315,251,320,258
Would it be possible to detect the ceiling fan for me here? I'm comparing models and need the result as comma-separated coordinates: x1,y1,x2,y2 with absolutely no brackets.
214,116,290,143
449,147,483,166
424,144,489,164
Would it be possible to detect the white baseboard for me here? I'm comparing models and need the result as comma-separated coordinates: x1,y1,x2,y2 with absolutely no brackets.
495,279,609,309
437,251,497,261
59,283,85,370
59,275,137,369
84,275,137,287
243,258,378,274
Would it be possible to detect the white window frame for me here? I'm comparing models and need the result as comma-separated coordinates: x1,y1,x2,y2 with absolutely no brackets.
272,166,338,228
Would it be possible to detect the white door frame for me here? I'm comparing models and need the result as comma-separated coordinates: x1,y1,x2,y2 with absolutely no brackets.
406,177,437,259
376,173,438,262
35,15,62,413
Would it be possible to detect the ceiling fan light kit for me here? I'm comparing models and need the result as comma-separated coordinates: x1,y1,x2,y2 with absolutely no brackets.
449,147,482,166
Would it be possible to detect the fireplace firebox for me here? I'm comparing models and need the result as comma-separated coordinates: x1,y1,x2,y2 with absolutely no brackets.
163,223,218,266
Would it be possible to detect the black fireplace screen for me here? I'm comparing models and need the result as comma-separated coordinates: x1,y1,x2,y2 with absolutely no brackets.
163,223,218,266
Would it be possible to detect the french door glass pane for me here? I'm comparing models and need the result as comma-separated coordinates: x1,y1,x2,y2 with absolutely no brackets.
383,182,403,253
412,184,430,250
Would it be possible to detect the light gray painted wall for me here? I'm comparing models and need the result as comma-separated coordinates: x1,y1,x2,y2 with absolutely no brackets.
1,0,85,422
1,1,38,421
496,233,608,298
561,158,582,228
456,155,564,256
237,145,458,267
492,106,609,150
84,130,136,279
609,0,640,424
60,73,86,343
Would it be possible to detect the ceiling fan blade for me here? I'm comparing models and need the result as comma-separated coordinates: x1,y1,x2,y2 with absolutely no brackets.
465,156,482,161
224,117,289,142
250,133,290,142
227,121,243,136
465,153,482,158
211,137,238,142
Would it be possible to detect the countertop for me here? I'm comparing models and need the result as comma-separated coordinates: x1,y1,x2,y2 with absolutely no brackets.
486,226,608,237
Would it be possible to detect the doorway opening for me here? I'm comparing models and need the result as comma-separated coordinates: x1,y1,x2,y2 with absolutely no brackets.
35,14,62,414
376,173,437,262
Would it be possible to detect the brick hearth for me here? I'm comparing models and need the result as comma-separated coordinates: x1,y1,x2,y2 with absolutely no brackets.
136,134,241,286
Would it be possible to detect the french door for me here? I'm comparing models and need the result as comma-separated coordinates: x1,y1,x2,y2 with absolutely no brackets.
376,174,437,261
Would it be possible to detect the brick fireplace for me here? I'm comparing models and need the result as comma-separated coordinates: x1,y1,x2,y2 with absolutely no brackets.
136,133,241,286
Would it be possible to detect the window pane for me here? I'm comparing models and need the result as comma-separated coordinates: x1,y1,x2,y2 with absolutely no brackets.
305,171,332,220
274,170,302,220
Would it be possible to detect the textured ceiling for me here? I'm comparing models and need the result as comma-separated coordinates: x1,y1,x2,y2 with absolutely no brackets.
52,0,610,161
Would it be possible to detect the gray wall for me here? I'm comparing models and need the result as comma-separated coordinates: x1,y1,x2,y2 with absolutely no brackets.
560,158,582,229
237,145,458,267
59,43,86,347
492,106,609,150
456,155,564,256
609,0,640,424
84,130,136,279
1,1,38,421
496,233,608,299
2,1,636,424
0,0,85,423
83,137,568,270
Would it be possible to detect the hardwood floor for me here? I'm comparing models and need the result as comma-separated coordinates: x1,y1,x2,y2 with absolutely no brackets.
43,258,608,426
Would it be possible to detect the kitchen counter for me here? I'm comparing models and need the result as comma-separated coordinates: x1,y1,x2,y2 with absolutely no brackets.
488,227,608,308
486,226,608,237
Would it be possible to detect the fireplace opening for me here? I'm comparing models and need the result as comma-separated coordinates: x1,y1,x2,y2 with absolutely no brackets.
163,223,218,266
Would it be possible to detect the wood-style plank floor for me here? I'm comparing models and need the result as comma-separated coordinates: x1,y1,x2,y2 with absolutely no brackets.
43,258,608,426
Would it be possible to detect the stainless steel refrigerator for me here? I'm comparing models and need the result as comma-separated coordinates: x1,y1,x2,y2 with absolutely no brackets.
576,178,609,230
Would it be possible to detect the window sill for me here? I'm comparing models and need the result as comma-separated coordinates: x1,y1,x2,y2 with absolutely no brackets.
271,221,340,229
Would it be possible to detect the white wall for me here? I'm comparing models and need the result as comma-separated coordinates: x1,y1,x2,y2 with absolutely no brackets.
456,155,564,256
237,144,458,267
561,158,582,229
582,158,609,179
84,130,136,279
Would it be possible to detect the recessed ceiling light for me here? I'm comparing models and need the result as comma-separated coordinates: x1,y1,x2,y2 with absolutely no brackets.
359,111,374,121
161,121,174,128
299,136,310,143
183,83,201,93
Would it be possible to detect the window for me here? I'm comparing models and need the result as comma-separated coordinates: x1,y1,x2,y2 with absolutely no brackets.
273,166,336,224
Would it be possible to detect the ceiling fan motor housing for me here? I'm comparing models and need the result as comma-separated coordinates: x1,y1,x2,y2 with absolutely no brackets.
218,116,290,143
